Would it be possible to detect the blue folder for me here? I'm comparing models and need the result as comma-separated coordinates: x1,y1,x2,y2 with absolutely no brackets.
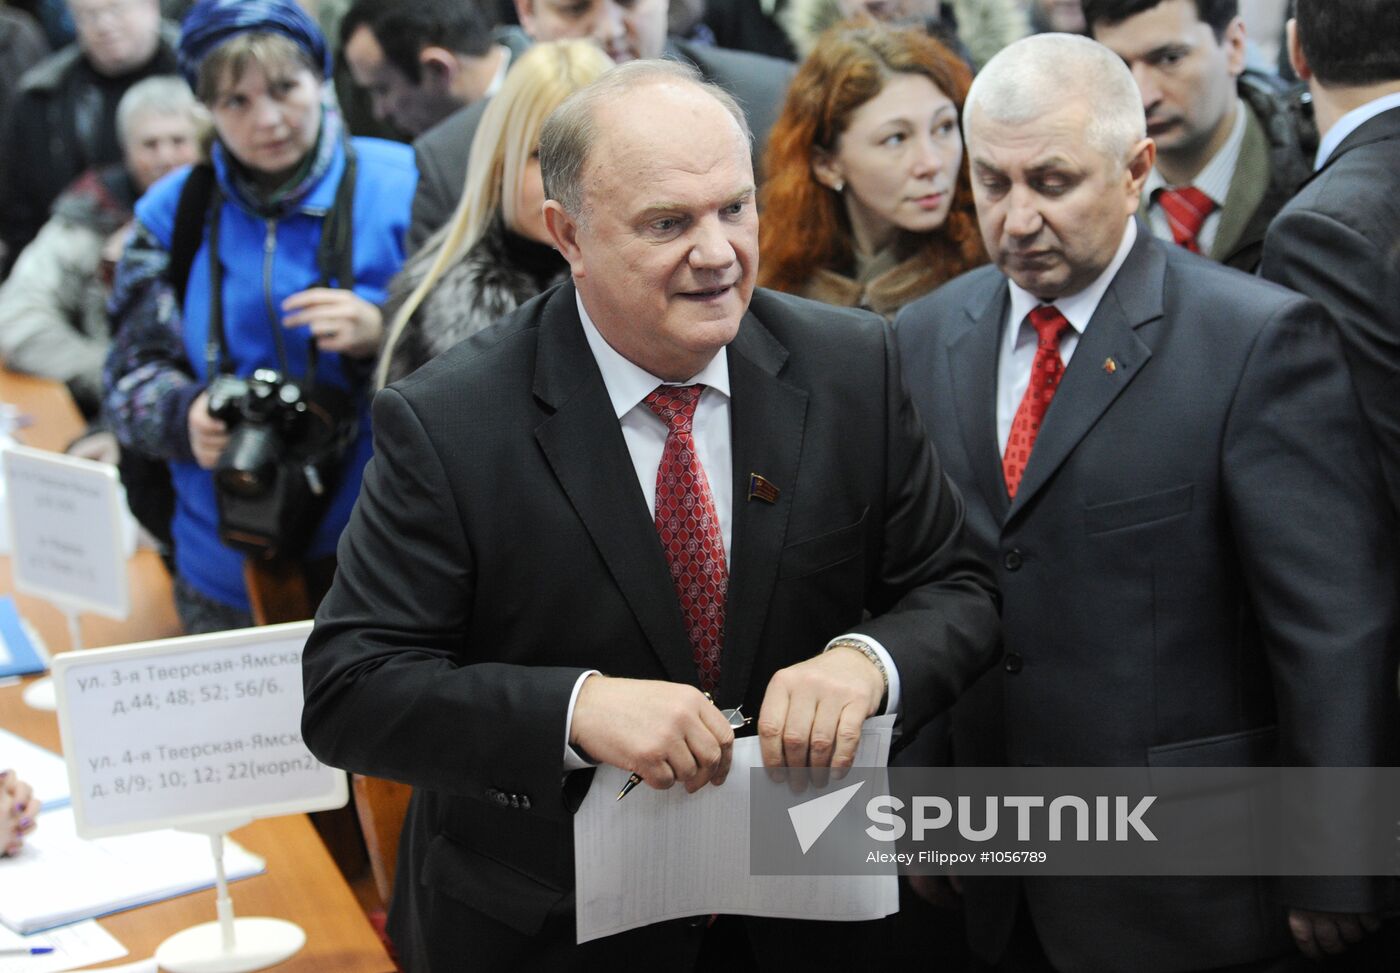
0,595,43,678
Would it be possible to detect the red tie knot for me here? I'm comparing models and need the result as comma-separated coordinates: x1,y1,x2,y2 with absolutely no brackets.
1157,186,1217,251
644,384,705,433
1027,305,1072,349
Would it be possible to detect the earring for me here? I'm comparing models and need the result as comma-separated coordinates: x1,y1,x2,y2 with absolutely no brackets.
832,180,845,193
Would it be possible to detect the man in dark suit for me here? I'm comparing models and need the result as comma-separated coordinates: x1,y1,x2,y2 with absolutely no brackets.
406,0,793,249
895,33,1397,972
340,0,510,139
1260,0,1400,516
1086,0,1311,272
302,60,999,970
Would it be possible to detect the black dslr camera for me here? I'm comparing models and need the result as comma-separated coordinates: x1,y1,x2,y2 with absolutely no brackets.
206,368,357,560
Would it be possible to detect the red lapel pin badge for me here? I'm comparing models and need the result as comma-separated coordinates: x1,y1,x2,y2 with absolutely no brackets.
748,473,780,504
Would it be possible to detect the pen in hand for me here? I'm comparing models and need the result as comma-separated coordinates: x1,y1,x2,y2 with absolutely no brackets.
616,701,751,801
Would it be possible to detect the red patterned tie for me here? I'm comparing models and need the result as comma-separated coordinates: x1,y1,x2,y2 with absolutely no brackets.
1003,306,1072,499
1157,186,1216,253
644,384,726,691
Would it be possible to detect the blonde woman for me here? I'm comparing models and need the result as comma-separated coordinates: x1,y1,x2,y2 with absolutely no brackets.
378,40,613,388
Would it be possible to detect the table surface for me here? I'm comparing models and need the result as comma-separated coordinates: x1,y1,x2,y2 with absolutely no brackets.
1,371,394,972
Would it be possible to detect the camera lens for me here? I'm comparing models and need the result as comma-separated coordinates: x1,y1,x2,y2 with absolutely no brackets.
216,466,271,498
214,424,282,498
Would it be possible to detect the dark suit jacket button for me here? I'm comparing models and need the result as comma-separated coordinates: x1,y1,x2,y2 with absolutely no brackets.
1003,550,1023,571
520,795,531,810
1004,653,1023,673
491,789,509,806
510,794,521,809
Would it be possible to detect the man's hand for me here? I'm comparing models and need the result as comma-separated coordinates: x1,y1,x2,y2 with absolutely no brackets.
282,287,384,359
757,646,884,770
569,677,735,793
1287,908,1380,959
188,389,229,470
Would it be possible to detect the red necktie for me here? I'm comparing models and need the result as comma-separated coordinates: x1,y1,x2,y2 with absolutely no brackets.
1003,306,1072,499
1157,186,1216,253
644,384,726,691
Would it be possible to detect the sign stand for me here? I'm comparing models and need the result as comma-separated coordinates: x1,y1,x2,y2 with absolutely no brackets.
3,445,130,711
52,622,346,970
155,824,306,973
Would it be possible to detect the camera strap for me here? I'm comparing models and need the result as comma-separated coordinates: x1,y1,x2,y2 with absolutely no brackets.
199,142,359,386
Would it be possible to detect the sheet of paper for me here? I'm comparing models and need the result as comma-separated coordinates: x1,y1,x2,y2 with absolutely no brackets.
70,961,155,973
0,728,70,810
0,920,126,973
574,715,897,944
0,807,265,934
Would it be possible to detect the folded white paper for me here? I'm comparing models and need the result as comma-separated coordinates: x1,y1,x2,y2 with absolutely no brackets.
0,919,126,973
574,715,897,943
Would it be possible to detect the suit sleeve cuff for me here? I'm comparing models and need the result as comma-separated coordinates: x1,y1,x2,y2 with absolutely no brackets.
824,634,901,719
563,670,602,772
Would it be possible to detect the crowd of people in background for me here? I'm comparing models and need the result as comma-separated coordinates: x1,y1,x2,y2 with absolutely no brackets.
2,0,1399,970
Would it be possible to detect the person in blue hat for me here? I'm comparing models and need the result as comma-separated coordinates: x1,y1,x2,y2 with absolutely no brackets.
104,0,418,633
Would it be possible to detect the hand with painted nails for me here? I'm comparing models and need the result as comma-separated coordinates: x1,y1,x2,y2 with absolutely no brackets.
0,770,38,856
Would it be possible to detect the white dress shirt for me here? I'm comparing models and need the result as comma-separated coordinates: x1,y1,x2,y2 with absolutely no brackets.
1144,100,1246,256
563,292,900,769
484,45,511,98
1314,89,1400,170
997,219,1138,453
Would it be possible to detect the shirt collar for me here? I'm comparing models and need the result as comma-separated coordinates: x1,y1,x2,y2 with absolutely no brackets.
1007,218,1137,339
1315,90,1400,170
485,44,511,98
1144,99,1246,207
575,290,731,419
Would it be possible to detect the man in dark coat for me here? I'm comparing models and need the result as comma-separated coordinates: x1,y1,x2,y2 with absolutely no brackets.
0,0,176,272
1086,0,1311,272
1260,0,1400,518
303,60,999,970
896,32,1397,972
405,0,792,249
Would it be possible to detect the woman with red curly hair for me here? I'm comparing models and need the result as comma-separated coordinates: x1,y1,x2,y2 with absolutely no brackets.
759,21,986,317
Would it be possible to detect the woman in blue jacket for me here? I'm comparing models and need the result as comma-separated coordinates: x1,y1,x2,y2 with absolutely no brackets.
104,0,416,633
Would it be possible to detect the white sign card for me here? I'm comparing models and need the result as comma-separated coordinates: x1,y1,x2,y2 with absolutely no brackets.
2,445,129,619
51,621,347,838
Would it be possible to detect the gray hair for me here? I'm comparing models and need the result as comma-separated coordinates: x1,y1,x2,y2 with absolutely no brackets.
116,75,208,147
539,58,752,217
965,33,1145,165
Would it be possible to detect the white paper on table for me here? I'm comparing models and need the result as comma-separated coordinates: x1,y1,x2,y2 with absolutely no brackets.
574,715,897,944
0,920,126,973
0,728,70,810
0,807,265,935
71,961,156,973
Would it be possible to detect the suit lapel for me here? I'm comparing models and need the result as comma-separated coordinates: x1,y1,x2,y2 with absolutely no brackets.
1005,230,1162,521
532,286,698,685
717,315,806,707
1210,101,1269,261
950,285,1012,521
